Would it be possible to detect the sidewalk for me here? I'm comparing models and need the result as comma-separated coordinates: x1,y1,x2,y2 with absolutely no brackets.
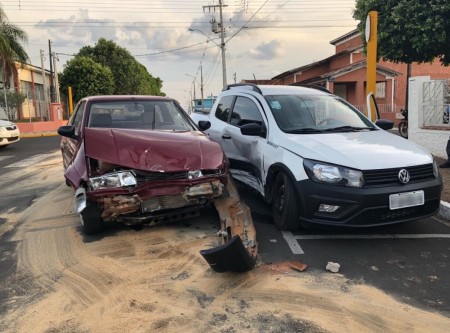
20,130,59,138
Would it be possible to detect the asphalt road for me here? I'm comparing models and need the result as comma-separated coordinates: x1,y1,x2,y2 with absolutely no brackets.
1,136,449,319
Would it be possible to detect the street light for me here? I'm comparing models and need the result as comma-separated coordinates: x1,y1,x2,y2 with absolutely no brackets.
185,67,204,111
189,28,227,88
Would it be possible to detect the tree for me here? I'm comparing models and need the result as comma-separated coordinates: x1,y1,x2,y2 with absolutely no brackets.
353,0,450,65
59,56,115,103
0,90,26,120
0,5,29,120
78,38,164,96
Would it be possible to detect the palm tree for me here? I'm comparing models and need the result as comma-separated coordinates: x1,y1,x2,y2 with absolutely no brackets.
0,5,29,119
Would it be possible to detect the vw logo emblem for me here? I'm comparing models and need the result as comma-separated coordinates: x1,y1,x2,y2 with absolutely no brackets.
398,169,410,184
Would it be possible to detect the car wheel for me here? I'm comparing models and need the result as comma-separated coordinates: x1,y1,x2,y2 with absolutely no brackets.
80,203,104,235
272,172,299,230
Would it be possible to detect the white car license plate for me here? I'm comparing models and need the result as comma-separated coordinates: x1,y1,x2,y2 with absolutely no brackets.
389,190,424,210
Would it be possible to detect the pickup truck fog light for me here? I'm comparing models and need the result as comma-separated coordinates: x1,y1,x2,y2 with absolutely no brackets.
318,204,340,213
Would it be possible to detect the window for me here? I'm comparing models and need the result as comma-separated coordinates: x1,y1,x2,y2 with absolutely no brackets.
376,82,386,98
230,96,264,127
215,96,234,122
70,101,86,135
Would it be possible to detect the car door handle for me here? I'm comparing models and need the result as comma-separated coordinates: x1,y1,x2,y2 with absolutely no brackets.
222,134,231,139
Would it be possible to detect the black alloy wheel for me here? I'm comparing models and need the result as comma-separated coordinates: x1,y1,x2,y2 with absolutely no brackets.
272,172,300,230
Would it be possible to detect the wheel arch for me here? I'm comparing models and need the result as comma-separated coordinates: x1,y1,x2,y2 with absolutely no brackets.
265,162,303,203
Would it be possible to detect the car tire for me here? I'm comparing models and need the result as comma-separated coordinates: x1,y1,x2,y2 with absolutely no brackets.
80,203,104,235
272,172,300,230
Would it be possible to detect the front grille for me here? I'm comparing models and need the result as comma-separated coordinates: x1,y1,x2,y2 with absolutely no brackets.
7,136,19,142
350,199,440,225
136,171,188,183
363,164,435,187
135,169,223,184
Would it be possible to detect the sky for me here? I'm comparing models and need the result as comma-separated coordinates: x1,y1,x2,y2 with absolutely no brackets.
4,0,359,110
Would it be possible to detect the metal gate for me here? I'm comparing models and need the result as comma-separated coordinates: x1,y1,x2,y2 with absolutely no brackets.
422,79,450,126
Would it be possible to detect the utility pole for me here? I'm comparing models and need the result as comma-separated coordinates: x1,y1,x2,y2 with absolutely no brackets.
48,39,54,103
200,65,204,111
39,49,49,119
203,0,228,88
52,52,61,103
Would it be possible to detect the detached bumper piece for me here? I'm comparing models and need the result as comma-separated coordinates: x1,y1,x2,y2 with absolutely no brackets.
200,235,255,273
200,176,258,273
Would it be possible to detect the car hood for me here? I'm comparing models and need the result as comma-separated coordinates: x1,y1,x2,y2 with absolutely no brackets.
84,128,225,172
0,119,16,127
279,130,433,169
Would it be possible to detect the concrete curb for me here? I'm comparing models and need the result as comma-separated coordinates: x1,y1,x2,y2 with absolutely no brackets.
20,132,59,138
438,201,450,220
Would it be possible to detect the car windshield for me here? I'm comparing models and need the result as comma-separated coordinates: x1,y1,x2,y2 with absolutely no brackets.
265,94,375,133
87,100,196,131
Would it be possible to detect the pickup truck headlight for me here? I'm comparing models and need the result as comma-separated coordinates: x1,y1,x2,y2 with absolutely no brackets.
89,171,137,190
304,159,364,188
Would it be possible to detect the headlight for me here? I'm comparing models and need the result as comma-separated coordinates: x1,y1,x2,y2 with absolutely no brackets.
303,159,364,188
89,171,137,190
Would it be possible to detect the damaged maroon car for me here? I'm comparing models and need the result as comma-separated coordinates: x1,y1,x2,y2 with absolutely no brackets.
58,95,228,235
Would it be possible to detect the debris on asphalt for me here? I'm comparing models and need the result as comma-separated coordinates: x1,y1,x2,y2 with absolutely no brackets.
326,262,341,273
200,176,258,273
269,239,277,243
289,261,308,272
370,265,379,271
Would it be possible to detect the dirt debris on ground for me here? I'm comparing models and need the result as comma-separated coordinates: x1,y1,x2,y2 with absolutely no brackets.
0,157,450,333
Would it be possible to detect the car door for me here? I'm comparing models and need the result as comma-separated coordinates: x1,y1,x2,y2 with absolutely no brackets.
61,100,86,169
222,95,267,193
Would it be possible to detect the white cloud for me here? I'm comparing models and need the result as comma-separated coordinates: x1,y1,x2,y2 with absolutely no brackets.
5,1,358,109
248,40,283,60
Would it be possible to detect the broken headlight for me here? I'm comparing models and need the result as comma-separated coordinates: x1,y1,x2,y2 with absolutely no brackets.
89,171,137,190
188,170,203,179
303,159,364,188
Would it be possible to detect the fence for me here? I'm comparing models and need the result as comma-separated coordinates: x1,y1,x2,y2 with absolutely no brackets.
422,80,450,127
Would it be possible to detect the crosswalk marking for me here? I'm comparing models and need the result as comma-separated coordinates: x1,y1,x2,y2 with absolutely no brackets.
0,156,13,162
282,231,450,255
5,153,56,168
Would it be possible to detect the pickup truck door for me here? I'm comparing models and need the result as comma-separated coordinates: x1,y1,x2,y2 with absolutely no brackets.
221,95,267,194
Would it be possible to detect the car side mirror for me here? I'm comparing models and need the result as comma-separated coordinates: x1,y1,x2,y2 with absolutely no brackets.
58,125,77,139
375,119,394,130
198,120,211,131
240,123,266,137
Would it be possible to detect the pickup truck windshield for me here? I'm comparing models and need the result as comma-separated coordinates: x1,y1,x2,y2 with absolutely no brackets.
265,94,375,133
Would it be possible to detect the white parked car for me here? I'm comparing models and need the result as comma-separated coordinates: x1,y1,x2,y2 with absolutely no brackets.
199,84,442,230
190,109,211,124
0,114,20,148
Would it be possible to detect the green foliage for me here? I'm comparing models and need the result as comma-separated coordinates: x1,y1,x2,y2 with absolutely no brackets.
353,0,450,65
0,89,26,120
0,5,29,83
59,56,114,103
77,38,164,96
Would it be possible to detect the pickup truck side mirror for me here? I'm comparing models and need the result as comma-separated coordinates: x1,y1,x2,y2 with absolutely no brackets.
198,120,211,131
375,119,394,130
